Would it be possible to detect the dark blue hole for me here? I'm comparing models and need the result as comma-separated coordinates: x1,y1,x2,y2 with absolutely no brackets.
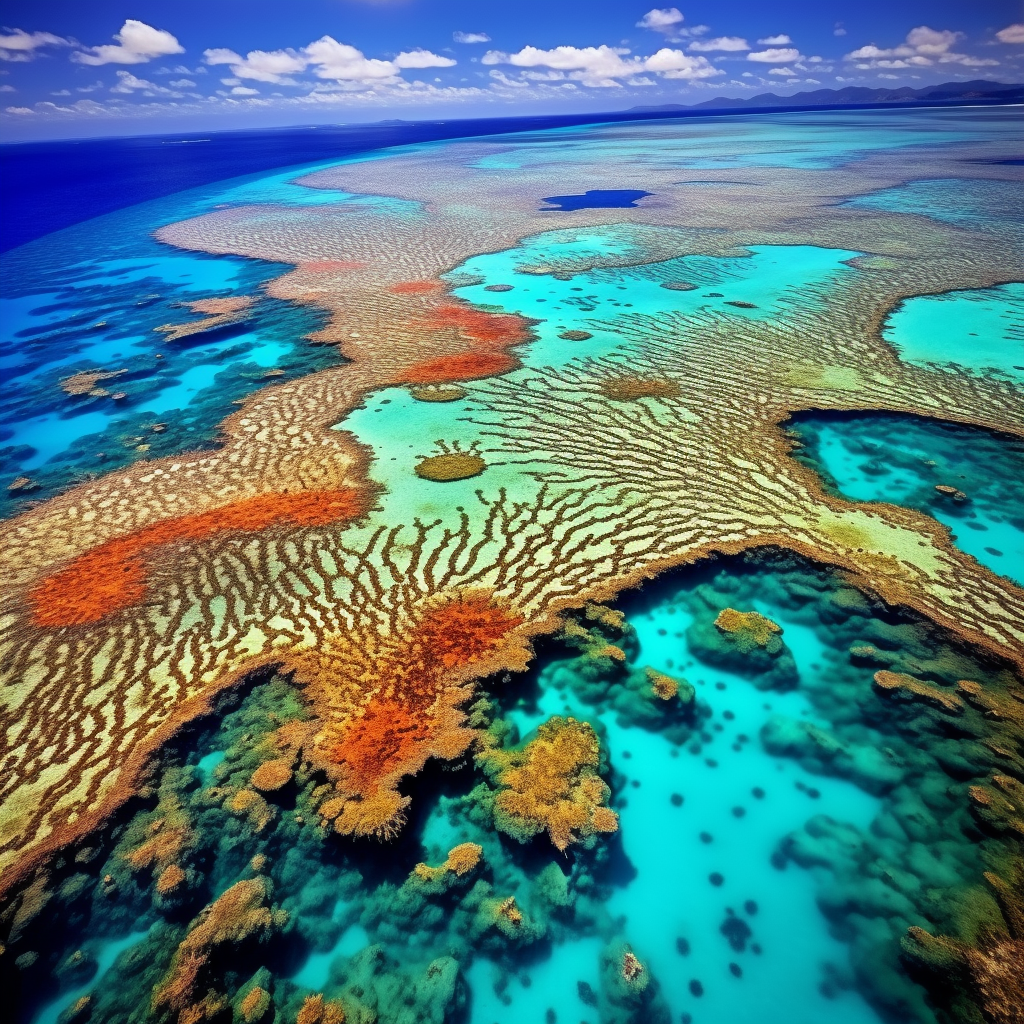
540,189,653,211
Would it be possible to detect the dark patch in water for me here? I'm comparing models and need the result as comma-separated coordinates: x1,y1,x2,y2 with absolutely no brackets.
540,189,653,211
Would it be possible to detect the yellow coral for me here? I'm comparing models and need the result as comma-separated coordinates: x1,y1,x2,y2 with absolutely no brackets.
714,608,783,652
296,994,345,1024
412,842,483,883
479,717,618,851
154,877,287,1013
645,668,679,700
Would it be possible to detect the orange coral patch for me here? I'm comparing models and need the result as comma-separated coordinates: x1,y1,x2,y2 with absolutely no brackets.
326,698,431,790
420,303,533,350
390,280,443,295
404,350,518,385
30,488,368,628
415,594,525,670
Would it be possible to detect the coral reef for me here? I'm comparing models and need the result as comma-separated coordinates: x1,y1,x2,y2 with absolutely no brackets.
413,442,487,482
29,487,371,627
477,716,619,851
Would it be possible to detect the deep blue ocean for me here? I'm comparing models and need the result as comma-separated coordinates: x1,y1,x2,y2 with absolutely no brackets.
0,111,689,252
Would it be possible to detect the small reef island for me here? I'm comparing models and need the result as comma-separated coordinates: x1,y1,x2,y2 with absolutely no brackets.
1,72,1023,1024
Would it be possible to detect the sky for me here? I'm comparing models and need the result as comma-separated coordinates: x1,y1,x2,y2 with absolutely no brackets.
1,0,1022,139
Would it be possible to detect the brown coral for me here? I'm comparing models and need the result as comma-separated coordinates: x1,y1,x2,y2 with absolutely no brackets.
153,877,287,1014
599,376,681,402
714,608,783,653
479,716,619,851
250,758,294,793
296,994,346,1024
873,670,963,715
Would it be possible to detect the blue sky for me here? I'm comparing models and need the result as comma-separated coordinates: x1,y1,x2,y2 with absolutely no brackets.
2,1,1022,138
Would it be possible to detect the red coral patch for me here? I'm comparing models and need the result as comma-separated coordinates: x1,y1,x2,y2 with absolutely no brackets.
390,280,443,295
30,488,368,628
415,594,524,670
420,303,533,349
326,698,431,789
404,351,518,385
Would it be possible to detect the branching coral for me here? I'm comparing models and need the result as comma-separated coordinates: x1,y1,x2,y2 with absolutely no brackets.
29,487,370,627
153,876,287,1015
477,716,618,851
308,591,526,839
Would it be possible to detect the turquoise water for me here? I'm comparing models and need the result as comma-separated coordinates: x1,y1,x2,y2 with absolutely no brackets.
0,244,337,517
788,412,1024,586
488,595,882,1024
882,282,1024,383
847,178,1024,229
32,930,151,1024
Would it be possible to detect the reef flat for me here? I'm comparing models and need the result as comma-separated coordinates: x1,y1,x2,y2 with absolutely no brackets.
1,107,1023,1024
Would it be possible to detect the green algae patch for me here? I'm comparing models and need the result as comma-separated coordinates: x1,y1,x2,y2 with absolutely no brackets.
414,452,487,482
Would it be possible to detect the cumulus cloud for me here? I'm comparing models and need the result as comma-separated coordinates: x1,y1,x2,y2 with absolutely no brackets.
483,44,636,86
203,37,432,85
758,34,792,45
203,47,306,84
688,36,749,52
768,67,795,76
303,37,398,81
231,86,259,95
644,48,723,79
6,105,34,113
996,24,1024,44
0,28,70,61
748,47,802,63
483,42,720,86
637,8,682,31
453,31,490,44
846,26,997,68
109,70,186,96
73,19,183,66
393,49,456,68
169,78,195,88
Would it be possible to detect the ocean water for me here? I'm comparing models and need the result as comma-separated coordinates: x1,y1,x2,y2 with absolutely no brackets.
882,281,1024,382
787,412,1024,586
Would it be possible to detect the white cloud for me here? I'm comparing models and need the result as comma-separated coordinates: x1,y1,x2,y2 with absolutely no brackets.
995,24,1024,44
0,28,70,61
6,105,34,113
483,42,720,86
483,44,636,86
203,47,306,84
846,26,996,68
688,36,749,52
394,49,456,68
644,48,723,79
51,89,71,96
488,69,529,89
169,78,195,88
303,37,398,81
878,73,899,79
231,86,259,95
636,8,684,32
0,84,14,92
758,35,792,45
834,24,847,37
110,70,184,96
453,31,490,44
73,20,183,66
768,68,795,76
748,47,801,63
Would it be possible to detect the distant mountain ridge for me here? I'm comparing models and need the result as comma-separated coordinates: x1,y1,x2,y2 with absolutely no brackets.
629,79,1024,114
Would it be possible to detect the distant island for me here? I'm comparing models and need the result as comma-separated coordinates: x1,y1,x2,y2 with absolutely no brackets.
629,79,1024,114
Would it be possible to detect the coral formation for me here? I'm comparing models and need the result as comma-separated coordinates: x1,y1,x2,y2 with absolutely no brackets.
599,376,682,402
28,487,370,627
414,442,487,482
714,608,784,653
407,384,467,403
477,716,619,851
